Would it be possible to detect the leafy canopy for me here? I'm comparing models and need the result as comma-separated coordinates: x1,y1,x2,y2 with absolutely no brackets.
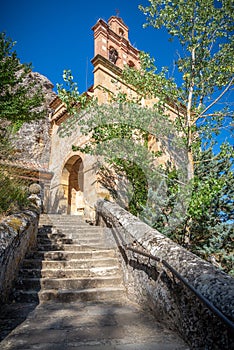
0,32,45,128
139,0,234,114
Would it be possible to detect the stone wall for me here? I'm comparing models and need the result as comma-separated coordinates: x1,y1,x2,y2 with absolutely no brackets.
0,209,39,303
48,117,99,214
96,200,234,350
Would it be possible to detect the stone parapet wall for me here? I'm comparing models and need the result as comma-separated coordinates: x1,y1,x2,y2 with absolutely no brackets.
96,200,234,350
0,209,39,303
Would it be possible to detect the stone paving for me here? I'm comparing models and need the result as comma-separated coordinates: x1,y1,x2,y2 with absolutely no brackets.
0,300,189,350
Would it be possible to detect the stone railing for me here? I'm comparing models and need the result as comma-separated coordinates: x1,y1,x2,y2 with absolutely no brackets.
96,200,234,350
0,209,39,303
0,185,41,303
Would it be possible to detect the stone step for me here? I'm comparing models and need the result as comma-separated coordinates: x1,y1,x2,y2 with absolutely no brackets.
37,239,105,247
1,300,189,349
27,249,116,261
38,225,102,231
37,237,74,244
26,249,116,260
40,222,100,227
38,230,103,237
38,235,103,243
14,287,126,303
39,219,88,226
19,266,120,278
0,212,189,349
38,223,90,229
38,228,103,235
39,216,86,220
22,257,119,269
39,214,86,220
38,227,103,236
38,230,103,240
37,237,105,247
11,215,126,326
36,243,105,251
0,300,189,349
16,276,123,291
40,287,126,303
37,233,103,240
38,223,89,229
39,225,95,231
39,218,86,222
37,232,67,239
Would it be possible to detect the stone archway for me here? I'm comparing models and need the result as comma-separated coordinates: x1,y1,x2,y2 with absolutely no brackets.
61,155,84,215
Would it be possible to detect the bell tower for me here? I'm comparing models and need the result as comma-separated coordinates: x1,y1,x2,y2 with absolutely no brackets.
91,16,140,103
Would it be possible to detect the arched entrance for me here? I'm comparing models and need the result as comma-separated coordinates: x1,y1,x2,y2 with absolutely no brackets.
61,155,84,215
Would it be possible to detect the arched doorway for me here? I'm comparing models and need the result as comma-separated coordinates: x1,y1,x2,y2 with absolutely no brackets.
61,155,84,215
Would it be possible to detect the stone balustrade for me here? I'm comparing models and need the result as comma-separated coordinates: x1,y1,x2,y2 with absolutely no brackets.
96,199,234,350
0,207,39,303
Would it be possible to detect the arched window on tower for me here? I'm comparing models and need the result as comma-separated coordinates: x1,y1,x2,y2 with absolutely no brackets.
119,28,124,37
109,47,118,64
128,60,135,68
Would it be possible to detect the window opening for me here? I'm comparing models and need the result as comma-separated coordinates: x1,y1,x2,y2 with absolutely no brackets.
128,61,135,68
119,28,124,36
109,48,118,64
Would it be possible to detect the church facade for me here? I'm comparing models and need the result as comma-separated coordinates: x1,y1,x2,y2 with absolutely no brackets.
40,16,180,218
45,16,143,218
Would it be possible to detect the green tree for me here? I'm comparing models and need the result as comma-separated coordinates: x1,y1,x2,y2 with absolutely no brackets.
0,32,46,215
137,0,234,180
57,0,234,273
189,142,234,274
125,0,234,271
0,32,45,128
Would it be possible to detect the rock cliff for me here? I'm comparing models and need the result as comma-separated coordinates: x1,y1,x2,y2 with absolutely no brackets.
12,72,56,167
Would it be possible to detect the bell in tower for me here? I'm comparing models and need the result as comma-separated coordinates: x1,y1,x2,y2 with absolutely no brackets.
109,48,118,64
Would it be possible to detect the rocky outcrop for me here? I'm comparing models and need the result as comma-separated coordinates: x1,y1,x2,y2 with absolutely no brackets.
12,72,56,166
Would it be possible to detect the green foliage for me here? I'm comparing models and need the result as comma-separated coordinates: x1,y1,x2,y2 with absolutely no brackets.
139,0,234,97
0,32,46,215
58,70,233,273
0,166,29,215
122,51,179,103
57,1,234,274
56,70,89,115
140,141,234,275
188,142,234,274
0,32,45,127
111,158,148,216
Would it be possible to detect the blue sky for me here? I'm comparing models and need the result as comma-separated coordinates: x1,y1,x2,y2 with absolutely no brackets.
1,0,233,148
1,0,179,93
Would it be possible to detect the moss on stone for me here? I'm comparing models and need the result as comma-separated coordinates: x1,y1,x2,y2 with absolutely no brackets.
7,218,23,231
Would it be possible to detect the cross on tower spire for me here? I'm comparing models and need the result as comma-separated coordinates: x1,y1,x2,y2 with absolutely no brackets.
115,8,120,17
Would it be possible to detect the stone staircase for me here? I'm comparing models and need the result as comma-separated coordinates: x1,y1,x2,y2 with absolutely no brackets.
14,214,125,303
0,214,189,349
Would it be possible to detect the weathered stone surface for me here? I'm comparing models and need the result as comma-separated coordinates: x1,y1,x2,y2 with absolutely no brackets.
47,118,98,214
10,214,126,304
12,72,56,166
29,183,41,194
96,199,234,350
0,209,39,303
0,301,189,349
0,213,188,350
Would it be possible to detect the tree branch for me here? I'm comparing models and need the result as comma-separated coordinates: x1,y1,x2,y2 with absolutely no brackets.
195,77,234,124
